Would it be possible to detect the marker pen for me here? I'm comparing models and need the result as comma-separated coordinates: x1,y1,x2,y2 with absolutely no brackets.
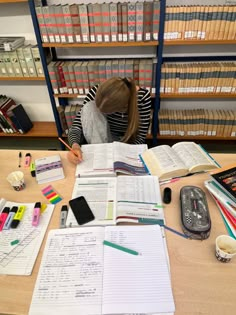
24,153,31,168
32,202,41,227
30,162,36,177
0,207,10,231
11,205,26,228
3,206,18,230
60,205,68,228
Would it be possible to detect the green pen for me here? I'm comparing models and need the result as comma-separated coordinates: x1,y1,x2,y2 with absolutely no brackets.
103,240,139,256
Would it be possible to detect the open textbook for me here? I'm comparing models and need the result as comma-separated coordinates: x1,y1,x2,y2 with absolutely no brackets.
75,142,148,177
140,141,219,181
66,176,164,227
29,225,175,315
0,198,54,275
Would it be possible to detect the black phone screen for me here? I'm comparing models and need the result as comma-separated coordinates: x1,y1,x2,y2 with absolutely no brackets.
69,196,95,225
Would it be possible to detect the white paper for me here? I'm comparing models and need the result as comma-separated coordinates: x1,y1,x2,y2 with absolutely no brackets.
0,200,54,275
102,225,175,314
29,227,105,315
29,226,175,315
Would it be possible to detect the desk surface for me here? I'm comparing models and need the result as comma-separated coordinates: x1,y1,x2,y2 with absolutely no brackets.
0,150,235,315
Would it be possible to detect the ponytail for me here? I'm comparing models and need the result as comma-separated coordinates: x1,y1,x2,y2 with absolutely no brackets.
121,78,139,143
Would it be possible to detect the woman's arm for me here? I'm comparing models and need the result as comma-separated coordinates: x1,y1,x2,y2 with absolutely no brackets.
132,89,152,144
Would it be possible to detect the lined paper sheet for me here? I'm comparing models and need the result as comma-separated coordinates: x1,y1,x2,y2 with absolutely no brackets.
102,225,175,314
0,200,54,275
29,227,105,315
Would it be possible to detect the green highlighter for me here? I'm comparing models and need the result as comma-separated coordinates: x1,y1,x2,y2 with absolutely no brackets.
30,162,36,177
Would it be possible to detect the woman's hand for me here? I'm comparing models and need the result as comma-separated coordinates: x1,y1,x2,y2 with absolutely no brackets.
67,143,83,164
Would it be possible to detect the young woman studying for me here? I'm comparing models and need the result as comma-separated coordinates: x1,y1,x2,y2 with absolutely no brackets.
67,77,152,164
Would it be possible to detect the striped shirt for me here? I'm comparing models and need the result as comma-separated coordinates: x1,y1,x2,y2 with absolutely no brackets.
68,85,152,145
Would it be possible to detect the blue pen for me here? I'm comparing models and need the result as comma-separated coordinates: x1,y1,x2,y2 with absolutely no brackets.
161,224,190,239
3,206,18,230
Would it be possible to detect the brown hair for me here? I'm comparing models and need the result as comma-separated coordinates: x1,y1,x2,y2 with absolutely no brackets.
95,77,139,143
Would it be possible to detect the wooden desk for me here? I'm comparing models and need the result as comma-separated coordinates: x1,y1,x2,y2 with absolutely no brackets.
0,150,235,315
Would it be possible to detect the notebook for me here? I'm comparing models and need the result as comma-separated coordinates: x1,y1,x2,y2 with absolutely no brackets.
29,225,175,315
35,154,65,184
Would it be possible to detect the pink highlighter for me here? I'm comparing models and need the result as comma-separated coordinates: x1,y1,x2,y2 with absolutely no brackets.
32,202,41,227
24,153,31,168
0,207,10,231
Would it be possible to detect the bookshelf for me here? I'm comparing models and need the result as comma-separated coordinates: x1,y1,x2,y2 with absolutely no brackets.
0,0,56,139
24,0,236,146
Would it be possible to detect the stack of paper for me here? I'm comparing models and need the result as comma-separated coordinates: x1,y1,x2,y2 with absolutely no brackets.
205,163,236,238
29,225,175,315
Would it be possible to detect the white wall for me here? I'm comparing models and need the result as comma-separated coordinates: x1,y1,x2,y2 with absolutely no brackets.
0,2,54,122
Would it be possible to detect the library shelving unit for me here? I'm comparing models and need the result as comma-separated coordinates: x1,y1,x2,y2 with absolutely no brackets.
0,0,58,139
154,0,236,144
27,0,236,146
28,0,163,147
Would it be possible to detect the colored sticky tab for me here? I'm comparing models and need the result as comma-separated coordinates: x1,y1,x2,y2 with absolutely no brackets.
41,185,62,204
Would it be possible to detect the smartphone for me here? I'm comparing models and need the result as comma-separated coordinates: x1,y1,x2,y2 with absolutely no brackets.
69,196,95,225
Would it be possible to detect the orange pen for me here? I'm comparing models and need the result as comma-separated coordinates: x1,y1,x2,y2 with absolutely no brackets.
58,137,78,157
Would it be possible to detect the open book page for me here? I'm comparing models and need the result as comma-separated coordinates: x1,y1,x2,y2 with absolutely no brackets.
116,176,164,224
29,227,105,315
0,200,54,275
172,142,219,173
75,143,115,177
141,145,188,180
113,142,148,175
102,225,175,314
66,177,117,227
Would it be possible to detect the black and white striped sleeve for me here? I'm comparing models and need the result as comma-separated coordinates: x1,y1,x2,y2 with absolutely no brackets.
132,89,152,144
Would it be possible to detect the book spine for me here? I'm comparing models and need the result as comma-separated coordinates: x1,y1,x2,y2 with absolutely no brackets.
78,4,90,43
35,6,49,43
110,3,118,42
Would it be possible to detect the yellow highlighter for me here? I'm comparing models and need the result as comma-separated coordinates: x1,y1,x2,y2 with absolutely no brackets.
11,205,26,228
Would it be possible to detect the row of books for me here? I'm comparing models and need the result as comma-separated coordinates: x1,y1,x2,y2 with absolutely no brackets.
0,37,25,52
35,1,160,44
0,45,47,78
160,62,236,94
158,109,236,137
0,95,33,134
164,5,236,40
205,164,236,238
57,104,83,135
48,58,156,95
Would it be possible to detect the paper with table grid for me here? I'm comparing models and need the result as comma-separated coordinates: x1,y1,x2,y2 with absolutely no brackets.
29,225,175,315
0,199,54,275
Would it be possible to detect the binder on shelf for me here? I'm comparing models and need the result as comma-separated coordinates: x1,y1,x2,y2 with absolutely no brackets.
0,37,25,52
11,104,33,134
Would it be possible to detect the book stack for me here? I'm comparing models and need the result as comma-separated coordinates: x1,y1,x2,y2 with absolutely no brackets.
205,164,236,238
0,95,33,134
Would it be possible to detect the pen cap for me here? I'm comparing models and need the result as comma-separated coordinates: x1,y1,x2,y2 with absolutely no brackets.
61,205,68,212
35,202,41,208
26,153,31,157
1,207,10,214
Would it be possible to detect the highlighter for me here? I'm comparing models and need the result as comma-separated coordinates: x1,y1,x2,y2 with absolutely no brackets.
32,202,41,227
0,207,10,231
24,153,31,168
11,205,26,228
60,205,68,228
30,162,36,177
3,206,18,230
